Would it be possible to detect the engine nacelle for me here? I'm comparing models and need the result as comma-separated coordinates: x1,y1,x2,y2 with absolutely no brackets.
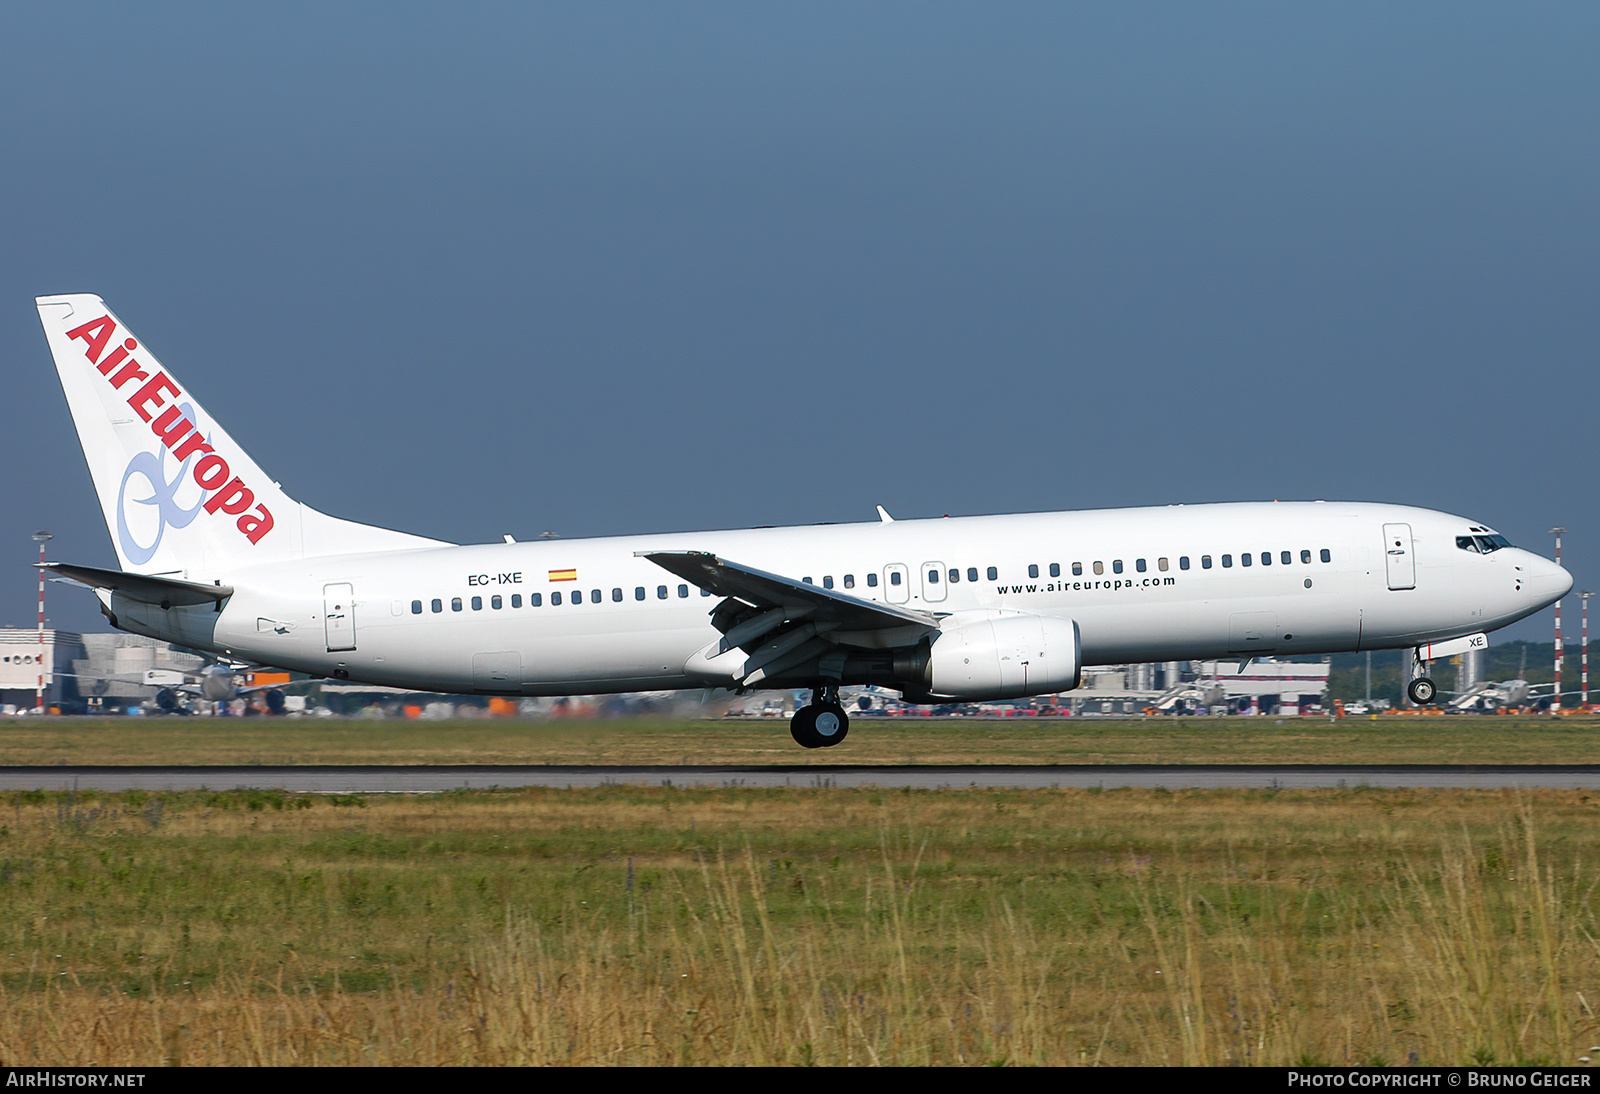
925,610,1081,700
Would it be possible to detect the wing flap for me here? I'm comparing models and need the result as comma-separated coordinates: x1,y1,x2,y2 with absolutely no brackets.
640,551,937,631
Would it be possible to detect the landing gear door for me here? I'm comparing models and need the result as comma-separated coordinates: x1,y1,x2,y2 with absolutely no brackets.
1382,524,1416,590
324,583,356,651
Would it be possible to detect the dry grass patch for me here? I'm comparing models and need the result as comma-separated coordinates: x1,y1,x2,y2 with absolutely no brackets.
2,786,1600,1064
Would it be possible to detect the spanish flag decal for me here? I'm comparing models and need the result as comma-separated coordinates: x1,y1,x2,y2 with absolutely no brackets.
548,568,577,582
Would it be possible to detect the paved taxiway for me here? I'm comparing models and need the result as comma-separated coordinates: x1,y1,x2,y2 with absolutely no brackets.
5,764,1600,792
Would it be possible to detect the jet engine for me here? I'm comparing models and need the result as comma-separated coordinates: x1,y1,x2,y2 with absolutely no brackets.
922,610,1081,700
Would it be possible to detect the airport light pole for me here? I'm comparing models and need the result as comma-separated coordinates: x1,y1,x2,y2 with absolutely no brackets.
1582,590,1592,711
32,530,51,713
1551,528,1565,713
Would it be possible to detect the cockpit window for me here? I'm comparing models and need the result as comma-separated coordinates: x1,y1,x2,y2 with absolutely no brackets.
1459,533,1513,554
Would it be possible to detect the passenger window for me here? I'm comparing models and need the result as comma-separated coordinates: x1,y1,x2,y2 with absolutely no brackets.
612,588,623,602
1093,561,1104,575
823,576,834,589
1320,549,1331,563
588,589,599,604
657,585,668,599
803,577,813,585
491,595,502,609
1028,564,1039,579
967,568,978,582
531,593,542,606
1158,558,1168,571
411,600,423,614
1201,556,1211,569
701,587,711,596
1221,555,1232,568
552,592,562,605
452,597,464,611
678,585,689,598
868,573,879,587
512,594,522,608
1241,554,1252,567
1135,559,1146,573
1301,549,1312,564
927,570,939,583
1281,551,1292,565
987,566,997,581
948,569,960,583
1179,557,1190,570
431,598,443,613
1072,563,1083,576
1113,560,1123,574
635,587,645,600
1049,563,1060,577
844,574,855,588
1260,552,1270,566
890,571,902,586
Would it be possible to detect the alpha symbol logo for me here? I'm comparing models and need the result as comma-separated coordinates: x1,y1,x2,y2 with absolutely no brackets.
115,401,208,565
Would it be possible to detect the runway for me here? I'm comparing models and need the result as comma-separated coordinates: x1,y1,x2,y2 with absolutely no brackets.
6,764,1600,792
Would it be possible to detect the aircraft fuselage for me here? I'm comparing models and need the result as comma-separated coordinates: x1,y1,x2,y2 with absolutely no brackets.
108,501,1566,696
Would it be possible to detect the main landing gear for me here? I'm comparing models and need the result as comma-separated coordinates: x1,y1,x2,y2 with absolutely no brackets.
791,685,850,749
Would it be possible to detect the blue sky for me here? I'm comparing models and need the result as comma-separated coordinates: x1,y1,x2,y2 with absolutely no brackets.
2,2,1595,643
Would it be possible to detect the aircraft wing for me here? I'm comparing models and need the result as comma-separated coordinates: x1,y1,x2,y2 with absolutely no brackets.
640,551,938,630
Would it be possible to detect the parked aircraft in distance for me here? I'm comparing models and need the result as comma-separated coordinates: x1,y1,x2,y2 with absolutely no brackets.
36,294,1573,747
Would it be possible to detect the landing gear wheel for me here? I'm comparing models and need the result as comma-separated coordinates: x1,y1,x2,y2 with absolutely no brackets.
1408,677,1437,705
813,702,848,747
790,702,850,748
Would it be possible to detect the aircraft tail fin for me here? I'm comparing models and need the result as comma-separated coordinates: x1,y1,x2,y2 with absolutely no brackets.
36,294,449,576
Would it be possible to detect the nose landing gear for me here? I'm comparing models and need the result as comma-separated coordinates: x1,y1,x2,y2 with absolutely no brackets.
1407,649,1437,706
791,685,850,748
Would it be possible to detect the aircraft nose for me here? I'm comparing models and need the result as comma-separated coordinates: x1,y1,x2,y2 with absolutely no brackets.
1525,552,1574,610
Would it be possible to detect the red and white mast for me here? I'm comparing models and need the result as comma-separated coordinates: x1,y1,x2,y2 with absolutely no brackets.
32,530,51,713
1551,528,1565,714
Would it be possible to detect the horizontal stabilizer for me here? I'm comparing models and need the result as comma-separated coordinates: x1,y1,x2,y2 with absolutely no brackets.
41,562,233,606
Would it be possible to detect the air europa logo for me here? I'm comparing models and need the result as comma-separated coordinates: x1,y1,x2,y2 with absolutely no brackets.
64,314,275,549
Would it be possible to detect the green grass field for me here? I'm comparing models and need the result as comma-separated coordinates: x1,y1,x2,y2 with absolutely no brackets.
4,715,1600,1066
2,712,1599,766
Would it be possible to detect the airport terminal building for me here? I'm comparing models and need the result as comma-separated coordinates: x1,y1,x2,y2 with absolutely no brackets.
0,629,208,714
0,629,85,713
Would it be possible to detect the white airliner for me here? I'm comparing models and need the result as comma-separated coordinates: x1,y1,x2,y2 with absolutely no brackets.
36,294,1573,746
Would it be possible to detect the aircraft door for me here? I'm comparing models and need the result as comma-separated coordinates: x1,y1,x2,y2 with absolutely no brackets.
920,561,947,603
324,583,356,651
884,563,910,604
1382,523,1416,590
